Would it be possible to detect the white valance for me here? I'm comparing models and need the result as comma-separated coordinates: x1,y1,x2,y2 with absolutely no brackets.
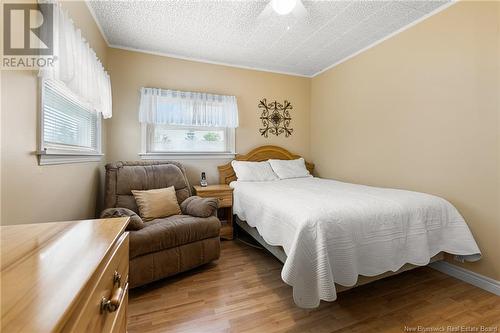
39,3,112,119
138,87,239,128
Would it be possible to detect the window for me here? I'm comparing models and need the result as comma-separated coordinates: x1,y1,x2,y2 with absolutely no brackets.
36,4,111,165
39,79,102,165
139,87,238,159
143,124,235,156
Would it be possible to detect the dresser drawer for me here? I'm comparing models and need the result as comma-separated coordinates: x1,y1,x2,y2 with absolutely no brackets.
67,232,129,333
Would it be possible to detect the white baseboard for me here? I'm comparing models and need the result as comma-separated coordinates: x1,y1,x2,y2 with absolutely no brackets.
430,261,500,296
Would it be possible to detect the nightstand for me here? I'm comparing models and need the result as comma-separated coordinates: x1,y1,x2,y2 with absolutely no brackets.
193,184,234,240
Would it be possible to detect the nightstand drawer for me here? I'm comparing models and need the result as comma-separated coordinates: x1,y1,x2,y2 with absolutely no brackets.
215,192,232,207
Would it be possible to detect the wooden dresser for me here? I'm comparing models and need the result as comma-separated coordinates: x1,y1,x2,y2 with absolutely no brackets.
0,217,130,333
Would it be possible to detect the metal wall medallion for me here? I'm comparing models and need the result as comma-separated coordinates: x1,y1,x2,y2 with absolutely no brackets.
258,98,293,137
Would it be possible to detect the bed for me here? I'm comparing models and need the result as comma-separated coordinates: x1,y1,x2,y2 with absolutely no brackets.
218,146,481,308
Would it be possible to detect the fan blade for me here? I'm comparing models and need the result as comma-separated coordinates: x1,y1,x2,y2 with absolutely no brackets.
257,2,275,21
293,0,307,19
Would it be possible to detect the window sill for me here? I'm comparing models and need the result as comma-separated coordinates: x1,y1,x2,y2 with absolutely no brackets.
139,152,235,160
37,150,104,165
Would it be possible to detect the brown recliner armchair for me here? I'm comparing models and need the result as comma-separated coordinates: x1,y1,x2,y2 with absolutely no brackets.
101,161,221,288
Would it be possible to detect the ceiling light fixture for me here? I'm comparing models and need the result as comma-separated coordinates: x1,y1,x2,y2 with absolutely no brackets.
271,0,297,16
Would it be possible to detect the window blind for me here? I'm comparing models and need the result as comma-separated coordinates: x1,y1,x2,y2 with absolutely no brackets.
43,80,98,151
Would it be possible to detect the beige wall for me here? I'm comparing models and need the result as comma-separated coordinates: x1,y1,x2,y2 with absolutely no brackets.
106,48,311,185
1,1,109,225
311,1,500,280
1,0,498,283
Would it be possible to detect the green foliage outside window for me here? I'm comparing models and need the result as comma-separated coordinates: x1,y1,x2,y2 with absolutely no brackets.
203,132,220,141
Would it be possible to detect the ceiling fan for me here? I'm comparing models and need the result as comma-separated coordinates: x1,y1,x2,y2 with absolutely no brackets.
260,0,307,18
271,0,302,15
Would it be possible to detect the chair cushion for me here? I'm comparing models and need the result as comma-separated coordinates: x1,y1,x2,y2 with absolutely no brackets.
129,215,221,259
180,196,218,218
132,186,181,221
100,207,145,231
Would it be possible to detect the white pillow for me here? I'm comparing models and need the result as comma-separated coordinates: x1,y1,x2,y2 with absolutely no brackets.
231,160,279,182
268,158,311,179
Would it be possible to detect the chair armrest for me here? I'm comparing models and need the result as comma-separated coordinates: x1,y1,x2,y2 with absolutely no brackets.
100,207,145,231
181,196,219,218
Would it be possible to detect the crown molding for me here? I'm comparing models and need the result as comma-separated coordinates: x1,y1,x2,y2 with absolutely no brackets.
85,0,455,79
85,1,111,46
108,45,312,78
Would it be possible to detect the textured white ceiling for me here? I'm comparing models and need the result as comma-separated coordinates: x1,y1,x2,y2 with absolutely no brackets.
88,0,452,77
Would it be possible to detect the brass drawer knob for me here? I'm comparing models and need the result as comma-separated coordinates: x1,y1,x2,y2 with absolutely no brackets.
100,271,126,314
100,287,124,313
113,271,121,287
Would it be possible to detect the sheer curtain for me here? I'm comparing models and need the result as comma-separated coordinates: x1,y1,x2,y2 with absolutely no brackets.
139,87,239,128
39,3,112,119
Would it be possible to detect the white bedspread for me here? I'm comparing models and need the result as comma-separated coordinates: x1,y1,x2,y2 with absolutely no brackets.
230,177,481,308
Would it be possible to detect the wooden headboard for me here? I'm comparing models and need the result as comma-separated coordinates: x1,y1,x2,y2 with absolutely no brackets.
217,145,314,184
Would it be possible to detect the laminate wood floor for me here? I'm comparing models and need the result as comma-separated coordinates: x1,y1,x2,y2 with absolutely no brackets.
128,240,500,333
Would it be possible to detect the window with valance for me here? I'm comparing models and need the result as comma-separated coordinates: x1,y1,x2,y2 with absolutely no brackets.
37,3,112,165
138,87,239,158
